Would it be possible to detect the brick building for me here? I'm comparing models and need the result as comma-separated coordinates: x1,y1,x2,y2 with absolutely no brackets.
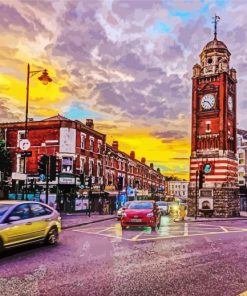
0,115,165,211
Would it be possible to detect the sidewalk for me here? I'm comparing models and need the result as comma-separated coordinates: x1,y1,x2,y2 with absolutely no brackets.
61,213,117,229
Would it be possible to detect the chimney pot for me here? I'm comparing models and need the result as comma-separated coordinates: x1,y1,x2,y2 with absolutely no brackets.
141,157,146,164
86,119,94,129
150,163,154,168
130,151,135,160
112,140,119,151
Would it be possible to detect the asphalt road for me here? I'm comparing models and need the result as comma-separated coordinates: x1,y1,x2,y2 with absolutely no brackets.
1,216,247,296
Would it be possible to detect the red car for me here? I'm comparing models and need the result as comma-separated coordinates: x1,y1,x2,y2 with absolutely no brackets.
121,200,161,230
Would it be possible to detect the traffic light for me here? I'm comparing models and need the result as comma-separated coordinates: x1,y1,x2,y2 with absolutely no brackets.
80,173,85,185
117,176,123,191
88,176,92,188
49,156,57,181
38,155,48,176
198,170,205,189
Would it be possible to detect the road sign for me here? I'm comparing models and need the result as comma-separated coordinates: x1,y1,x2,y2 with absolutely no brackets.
19,139,31,151
20,151,32,158
39,174,46,182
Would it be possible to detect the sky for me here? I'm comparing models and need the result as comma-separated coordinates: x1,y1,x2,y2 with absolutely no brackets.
1,0,247,180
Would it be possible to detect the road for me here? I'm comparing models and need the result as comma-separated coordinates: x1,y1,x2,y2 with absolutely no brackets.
1,216,247,296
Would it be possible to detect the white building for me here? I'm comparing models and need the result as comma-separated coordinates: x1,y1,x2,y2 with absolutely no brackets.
166,181,189,200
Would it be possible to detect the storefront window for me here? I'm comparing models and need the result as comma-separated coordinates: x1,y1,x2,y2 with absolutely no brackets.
62,157,73,173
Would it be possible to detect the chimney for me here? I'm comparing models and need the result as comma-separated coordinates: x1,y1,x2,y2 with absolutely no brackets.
130,151,135,160
86,119,94,129
157,168,160,173
112,140,119,151
150,163,154,169
141,157,146,164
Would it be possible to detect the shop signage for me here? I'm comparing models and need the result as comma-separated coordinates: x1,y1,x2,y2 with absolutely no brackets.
59,177,76,184
105,185,115,191
199,189,213,198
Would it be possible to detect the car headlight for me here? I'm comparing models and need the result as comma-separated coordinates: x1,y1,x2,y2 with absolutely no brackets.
147,212,154,217
122,213,127,217
117,210,122,215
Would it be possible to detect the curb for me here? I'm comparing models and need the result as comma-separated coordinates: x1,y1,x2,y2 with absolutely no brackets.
62,216,117,230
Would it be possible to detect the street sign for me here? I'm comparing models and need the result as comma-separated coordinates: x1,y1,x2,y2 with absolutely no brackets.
39,174,46,182
20,151,32,158
19,139,31,151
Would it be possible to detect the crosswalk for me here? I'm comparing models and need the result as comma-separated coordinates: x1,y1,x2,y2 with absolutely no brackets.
72,217,247,242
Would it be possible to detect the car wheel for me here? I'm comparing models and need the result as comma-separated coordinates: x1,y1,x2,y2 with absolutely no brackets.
45,227,59,245
151,226,156,231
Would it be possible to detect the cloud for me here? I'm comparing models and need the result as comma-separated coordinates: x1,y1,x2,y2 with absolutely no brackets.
152,130,187,140
0,97,22,122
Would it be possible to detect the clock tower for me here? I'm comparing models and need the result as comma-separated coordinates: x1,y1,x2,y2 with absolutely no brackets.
187,16,239,218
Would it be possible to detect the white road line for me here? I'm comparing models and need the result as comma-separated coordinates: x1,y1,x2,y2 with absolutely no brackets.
136,229,247,242
72,230,133,241
220,226,229,232
184,223,188,236
131,231,146,241
96,227,115,234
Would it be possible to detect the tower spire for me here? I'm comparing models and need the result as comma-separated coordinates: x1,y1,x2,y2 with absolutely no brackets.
212,14,220,40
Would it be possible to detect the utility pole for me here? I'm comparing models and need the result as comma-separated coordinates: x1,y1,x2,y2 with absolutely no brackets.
45,156,50,205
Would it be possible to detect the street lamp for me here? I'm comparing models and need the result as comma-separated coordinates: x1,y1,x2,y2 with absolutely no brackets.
22,63,52,199
25,64,52,137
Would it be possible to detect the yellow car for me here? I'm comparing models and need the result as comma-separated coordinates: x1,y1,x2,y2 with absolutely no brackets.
0,201,61,251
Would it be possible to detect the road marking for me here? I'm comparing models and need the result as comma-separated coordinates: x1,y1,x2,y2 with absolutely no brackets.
184,223,188,236
238,290,247,296
96,227,115,234
135,229,247,242
73,229,133,241
131,231,146,241
220,226,229,232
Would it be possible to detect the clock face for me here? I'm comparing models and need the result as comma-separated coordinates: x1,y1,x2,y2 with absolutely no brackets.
201,94,215,110
228,96,233,111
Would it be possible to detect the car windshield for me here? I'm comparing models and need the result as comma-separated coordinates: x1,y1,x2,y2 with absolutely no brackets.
128,202,153,209
0,204,11,219
157,202,167,206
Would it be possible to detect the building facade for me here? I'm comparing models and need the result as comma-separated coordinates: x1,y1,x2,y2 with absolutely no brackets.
187,25,239,217
166,181,189,200
0,115,165,211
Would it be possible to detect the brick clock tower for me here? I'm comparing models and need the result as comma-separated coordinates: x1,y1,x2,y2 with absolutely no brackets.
187,16,240,218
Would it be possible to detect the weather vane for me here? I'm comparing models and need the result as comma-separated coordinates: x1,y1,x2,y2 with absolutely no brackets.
212,14,220,40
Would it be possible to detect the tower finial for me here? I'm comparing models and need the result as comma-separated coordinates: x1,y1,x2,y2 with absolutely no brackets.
212,14,220,40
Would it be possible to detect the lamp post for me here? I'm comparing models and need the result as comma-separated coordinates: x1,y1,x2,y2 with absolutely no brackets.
22,63,52,200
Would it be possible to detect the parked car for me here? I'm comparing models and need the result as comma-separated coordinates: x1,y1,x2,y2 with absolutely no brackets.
121,200,161,230
156,201,169,215
117,201,132,220
0,201,61,251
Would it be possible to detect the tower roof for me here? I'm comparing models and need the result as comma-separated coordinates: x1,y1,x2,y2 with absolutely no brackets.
203,38,228,51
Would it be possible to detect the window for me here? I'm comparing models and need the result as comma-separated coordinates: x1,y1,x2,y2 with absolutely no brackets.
81,133,86,149
30,203,51,217
17,155,25,173
89,138,94,152
89,160,94,176
17,130,25,147
97,162,101,177
98,140,102,154
80,157,85,173
9,204,31,220
62,157,73,173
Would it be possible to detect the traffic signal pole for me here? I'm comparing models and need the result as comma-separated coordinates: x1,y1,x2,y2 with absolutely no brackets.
195,170,198,220
45,157,50,204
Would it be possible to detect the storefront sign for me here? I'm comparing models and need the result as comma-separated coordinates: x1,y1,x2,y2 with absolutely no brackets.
199,189,213,198
199,197,213,210
59,177,76,184
105,185,115,191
